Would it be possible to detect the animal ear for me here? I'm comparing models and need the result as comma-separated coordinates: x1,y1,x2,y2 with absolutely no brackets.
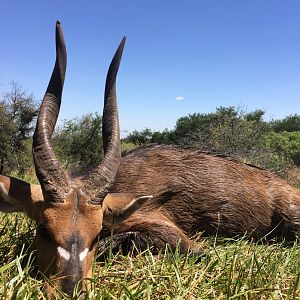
0,175,44,222
102,193,153,225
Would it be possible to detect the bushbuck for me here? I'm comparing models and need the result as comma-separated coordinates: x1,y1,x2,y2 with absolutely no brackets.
1,21,300,297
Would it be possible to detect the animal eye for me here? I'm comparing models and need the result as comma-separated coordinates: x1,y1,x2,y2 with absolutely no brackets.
37,224,51,240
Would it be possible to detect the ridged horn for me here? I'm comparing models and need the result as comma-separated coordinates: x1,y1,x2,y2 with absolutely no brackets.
84,37,126,203
32,21,70,203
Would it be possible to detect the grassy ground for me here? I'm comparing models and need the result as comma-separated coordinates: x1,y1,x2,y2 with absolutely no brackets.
1,213,300,299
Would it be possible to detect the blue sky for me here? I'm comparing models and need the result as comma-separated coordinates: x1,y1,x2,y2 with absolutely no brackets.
1,1,299,134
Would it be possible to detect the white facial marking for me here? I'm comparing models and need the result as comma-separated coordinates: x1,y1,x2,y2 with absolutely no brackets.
79,248,89,262
57,246,70,261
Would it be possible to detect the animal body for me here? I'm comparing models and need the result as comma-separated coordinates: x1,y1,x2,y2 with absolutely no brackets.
1,21,300,297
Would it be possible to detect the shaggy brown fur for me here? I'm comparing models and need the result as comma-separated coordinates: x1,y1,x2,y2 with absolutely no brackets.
99,144,300,251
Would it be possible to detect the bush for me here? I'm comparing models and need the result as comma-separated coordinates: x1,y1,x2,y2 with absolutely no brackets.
263,131,300,166
125,128,176,146
174,107,269,158
270,114,300,132
244,148,295,179
0,82,39,175
53,113,103,173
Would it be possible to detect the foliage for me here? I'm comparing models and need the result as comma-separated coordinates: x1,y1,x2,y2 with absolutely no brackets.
262,131,300,166
244,148,295,179
125,128,176,146
125,128,154,145
174,112,213,144
174,107,269,157
53,113,103,173
0,82,39,175
121,141,138,153
270,114,300,133
151,129,176,144
126,107,269,158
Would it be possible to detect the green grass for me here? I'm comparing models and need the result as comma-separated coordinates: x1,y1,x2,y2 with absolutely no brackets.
1,213,300,299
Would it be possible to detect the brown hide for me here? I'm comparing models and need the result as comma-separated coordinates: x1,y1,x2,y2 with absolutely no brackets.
106,145,300,241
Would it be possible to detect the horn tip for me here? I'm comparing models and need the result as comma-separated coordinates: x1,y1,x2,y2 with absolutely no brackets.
117,36,126,57
121,36,126,47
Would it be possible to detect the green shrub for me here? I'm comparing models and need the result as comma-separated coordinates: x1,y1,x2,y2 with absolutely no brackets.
53,113,103,173
270,114,300,132
263,131,300,166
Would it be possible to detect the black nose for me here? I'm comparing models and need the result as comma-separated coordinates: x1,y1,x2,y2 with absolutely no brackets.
61,277,82,297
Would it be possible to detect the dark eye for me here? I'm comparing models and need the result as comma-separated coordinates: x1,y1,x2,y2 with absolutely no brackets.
37,224,51,240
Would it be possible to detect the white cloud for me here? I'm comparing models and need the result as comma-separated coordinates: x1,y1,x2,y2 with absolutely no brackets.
175,96,185,101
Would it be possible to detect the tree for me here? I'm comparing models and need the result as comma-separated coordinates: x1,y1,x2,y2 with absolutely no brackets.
0,82,39,174
53,113,103,173
263,131,300,166
125,107,269,158
174,112,213,145
125,128,154,145
173,107,269,157
125,128,176,145
150,129,176,144
270,114,300,132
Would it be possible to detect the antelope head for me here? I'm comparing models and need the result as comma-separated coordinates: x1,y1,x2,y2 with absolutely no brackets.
19,22,150,296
